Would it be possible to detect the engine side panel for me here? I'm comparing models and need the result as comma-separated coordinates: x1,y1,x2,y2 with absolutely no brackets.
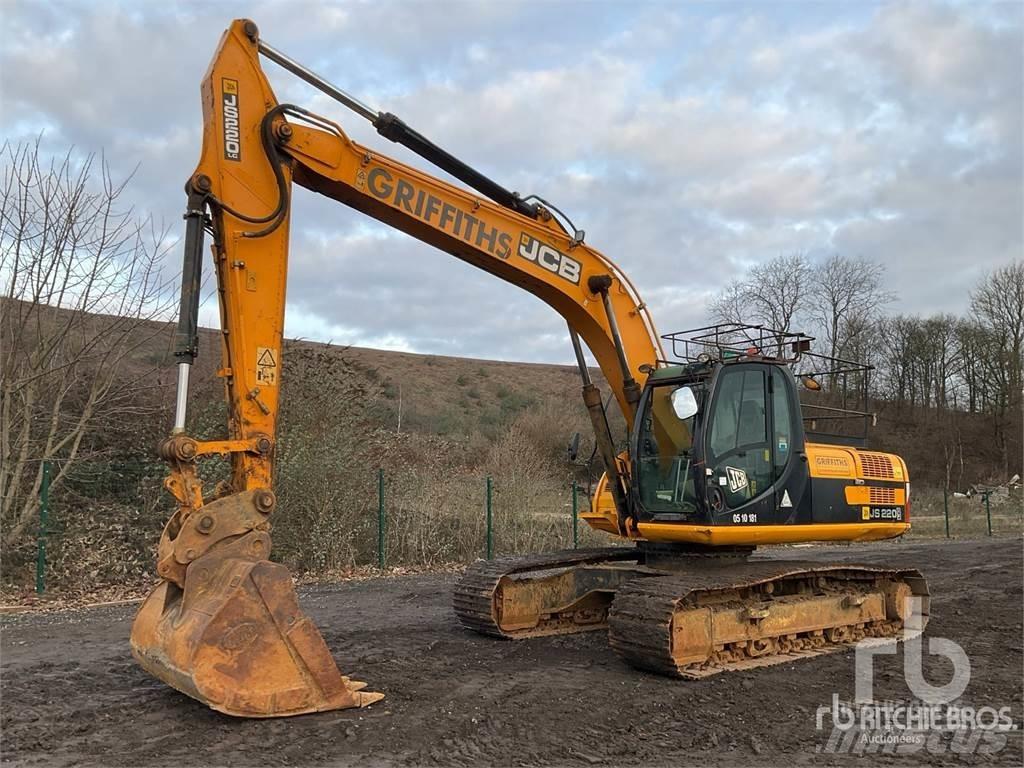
805,442,910,527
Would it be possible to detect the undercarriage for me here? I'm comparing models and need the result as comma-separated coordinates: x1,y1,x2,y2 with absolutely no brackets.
453,545,929,677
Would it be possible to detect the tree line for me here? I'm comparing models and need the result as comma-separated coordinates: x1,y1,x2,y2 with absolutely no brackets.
711,253,1024,484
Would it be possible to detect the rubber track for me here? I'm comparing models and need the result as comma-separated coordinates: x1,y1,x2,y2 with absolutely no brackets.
608,561,926,677
453,547,639,638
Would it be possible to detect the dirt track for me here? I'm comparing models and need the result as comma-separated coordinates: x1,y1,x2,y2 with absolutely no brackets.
2,538,1022,767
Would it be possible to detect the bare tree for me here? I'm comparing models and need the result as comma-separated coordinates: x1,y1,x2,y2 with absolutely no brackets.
809,254,892,365
956,319,985,413
710,282,747,326
710,253,812,353
971,262,1024,400
876,313,917,405
0,139,174,544
969,262,1024,477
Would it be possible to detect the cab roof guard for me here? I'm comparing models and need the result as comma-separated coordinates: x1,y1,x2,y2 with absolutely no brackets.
661,323,814,365
661,323,877,447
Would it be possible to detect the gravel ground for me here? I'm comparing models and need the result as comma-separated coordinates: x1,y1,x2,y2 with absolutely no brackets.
1,538,1021,767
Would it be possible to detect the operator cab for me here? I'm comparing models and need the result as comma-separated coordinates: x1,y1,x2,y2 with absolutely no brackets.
630,324,874,528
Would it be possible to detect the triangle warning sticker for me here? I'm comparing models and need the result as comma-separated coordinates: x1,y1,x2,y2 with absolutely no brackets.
780,489,793,508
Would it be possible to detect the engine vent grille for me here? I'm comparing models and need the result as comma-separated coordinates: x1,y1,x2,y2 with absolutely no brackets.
859,452,895,479
869,487,897,505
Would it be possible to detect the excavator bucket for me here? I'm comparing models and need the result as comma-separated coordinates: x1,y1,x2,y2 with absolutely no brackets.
130,545,382,717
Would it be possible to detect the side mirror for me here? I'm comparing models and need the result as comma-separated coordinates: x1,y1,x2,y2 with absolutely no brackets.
670,386,698,420
567,432,581,462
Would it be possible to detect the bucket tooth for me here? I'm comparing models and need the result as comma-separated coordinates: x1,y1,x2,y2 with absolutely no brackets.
354,690,385,706
130,550,381,717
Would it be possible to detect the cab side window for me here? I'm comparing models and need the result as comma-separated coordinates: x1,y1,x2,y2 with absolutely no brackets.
771,367,794,478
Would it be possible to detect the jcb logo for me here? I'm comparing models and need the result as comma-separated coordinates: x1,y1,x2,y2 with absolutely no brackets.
518,233,581,285
222,78,241,161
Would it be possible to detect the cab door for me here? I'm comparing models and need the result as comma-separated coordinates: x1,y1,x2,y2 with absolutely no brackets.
704,364,774,526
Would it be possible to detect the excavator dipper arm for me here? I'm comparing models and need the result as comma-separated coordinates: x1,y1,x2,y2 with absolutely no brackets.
132,19,662,718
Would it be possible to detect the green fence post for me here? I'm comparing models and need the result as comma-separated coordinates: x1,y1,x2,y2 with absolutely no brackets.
943,486,950,539
377,469,385,569
485,476,493,560
571,480,579,549
984,491,992,537
36,461,52,595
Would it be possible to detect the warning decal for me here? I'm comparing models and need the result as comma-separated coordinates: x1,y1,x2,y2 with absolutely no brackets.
256,347,278,386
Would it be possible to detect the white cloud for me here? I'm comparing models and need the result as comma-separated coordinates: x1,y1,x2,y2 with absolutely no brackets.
1,0,1020,366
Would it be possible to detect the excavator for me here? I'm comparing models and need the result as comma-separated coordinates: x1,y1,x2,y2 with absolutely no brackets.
131,19,929,718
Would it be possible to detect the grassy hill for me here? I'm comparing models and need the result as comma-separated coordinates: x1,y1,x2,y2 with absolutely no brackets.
1,310,623,598
2,307,1018,600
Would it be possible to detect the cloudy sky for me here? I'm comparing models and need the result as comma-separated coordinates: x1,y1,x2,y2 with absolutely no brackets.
2,0,1021,363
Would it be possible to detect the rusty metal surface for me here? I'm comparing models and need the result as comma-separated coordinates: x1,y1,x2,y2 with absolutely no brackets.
608,561,929,678
454,547,930,684
131,546,382,717
132,489,382,717
453,548,639,638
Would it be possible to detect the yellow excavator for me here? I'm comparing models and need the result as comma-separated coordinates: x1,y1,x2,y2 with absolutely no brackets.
131,19,929,718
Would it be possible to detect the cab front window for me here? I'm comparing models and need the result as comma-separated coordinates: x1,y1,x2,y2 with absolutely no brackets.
636,382,701,516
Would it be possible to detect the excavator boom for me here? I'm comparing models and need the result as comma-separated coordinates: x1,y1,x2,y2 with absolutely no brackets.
131,19,663,717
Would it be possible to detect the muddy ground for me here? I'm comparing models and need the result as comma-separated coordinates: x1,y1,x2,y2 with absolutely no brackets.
2,538,1021,767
